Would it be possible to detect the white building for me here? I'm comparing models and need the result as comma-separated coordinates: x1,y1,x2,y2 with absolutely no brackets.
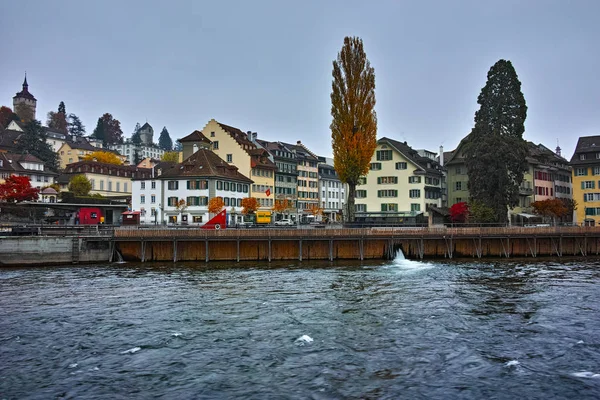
0,153,58,188
318,157,347,222
132,149,253,226
110,141,165,165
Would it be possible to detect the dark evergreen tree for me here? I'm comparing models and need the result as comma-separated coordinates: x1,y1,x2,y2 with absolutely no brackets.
67,113,86,137
158,126,173,151
133,149,142,165
173,140,182,152
463,60,528,223
131,122,142,145
15,120,58,170
91,117,106,145
58,101,66,114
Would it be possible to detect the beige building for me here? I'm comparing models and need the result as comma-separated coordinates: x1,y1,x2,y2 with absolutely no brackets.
199,119,276,210
58,138,126,169
356,137,444,218
62,161,152,197
280,141,319,213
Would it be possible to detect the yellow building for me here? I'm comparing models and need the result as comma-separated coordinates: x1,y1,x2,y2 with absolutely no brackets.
58,138,125,169
570,136,600,226
62,161,152,197
199,119,276,210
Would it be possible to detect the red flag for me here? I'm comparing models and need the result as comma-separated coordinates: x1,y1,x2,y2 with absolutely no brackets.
265,188,271,196
201,209,227,230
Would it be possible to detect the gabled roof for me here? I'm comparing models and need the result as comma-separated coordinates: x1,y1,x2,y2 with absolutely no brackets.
379,137,444,175
249,148,276,170
0,152,58,176
279,141,319,161
178,130,211,143
158,149,253,183
0,129,22,152
570,135,600,165
65,137,98,151
64,160,152,178
139,122,152,131
216,122,258,150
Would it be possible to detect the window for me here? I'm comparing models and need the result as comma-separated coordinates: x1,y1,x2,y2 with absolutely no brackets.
455,181,463,191
210,131,215,137
116,182,120,192
227,154,232,163
140,195,146,204
575,168,588,176
90,179,95,190
355,190,367,198
355,204,367,212
395,162,407,170
213,141,219,150
151,195,156,203
456,167,463,174
100,180,104,190
193,216,203,223
376,150,393,161
381,203,398,212
124,183,128,192
168,181,179,190
168,197,178,206
377,190,398,198
583,181,596,189
580,154,586,160
108,181,112,191
217,181,223,190
408,176,421,184
358,177,367,185
409,189,421,198
370,163,382,170
151,181,156,189
377,176,398,184
411,203,421,212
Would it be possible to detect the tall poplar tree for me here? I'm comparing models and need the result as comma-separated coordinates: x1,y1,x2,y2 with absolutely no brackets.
330,36,377,222
463,59,528,223
131,122,142,145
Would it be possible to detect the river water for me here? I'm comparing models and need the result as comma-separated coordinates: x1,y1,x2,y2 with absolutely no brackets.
1,257,600,399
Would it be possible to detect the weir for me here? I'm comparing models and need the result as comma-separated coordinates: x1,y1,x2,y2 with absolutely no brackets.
113,226,600,262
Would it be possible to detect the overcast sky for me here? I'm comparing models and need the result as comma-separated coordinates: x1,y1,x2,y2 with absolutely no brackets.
1,0,597,160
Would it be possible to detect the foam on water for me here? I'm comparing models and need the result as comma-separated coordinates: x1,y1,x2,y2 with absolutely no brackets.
121,347,141,354
295,335,313,345
505,360,520,367
390,249,435,271
571,371,600,379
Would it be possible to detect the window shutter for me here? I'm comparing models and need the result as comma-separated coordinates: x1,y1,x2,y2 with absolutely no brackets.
582,182,585,189
187,181,190,190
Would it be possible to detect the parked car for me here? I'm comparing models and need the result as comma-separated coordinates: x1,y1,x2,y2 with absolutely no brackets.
275,219,294,226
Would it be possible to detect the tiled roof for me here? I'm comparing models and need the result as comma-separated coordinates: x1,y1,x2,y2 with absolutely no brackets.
0,152,57,176
216,122,257,150
158,149,253,183
0,129,22,152
178,130,211,143
279,141,319,161
67,137,99,151
64,160,152,178
379,137,444,176
570,135,600,165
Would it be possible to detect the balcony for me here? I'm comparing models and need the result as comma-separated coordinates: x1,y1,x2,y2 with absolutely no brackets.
519,185,533,196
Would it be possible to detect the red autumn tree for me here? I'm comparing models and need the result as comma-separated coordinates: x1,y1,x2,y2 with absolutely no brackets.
449,202,469,223
0,106,19,128
241,197,259,215
532,199,569,225
0,175,39,202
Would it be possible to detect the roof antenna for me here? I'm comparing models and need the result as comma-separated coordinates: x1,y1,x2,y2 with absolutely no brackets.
555,139,561,157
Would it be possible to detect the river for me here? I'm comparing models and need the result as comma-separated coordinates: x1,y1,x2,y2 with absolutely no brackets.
1,257,600,399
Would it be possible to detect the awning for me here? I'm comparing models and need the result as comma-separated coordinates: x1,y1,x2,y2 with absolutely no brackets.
121,211,141,215
517,213,537,219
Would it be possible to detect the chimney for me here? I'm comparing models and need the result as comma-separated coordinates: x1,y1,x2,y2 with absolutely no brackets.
297,140,302,145
439,145,444,166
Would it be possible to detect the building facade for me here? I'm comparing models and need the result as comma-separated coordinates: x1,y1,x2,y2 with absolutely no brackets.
356,137,444,218
200,119,275,211
318,157,346,222
131,149,252,225
0,153,57,187
62,161,151,197
110,141,165,165
570,136,600,226
257,140,298,219
281,141,319,215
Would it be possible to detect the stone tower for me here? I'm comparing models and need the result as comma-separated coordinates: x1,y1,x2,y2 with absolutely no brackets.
13,74,37,123
138,122,154,146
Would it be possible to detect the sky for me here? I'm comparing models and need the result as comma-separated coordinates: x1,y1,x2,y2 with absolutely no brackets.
1,0,598,161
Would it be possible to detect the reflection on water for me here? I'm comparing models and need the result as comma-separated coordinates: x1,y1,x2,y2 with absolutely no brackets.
1,259,600,399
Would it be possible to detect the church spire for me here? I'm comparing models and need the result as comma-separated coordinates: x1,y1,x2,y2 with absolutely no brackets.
23,72,28,89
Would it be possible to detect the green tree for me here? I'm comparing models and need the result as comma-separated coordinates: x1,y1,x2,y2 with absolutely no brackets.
92,117,105,144
158,126,173,151
330,36,377,222
133,149,142,165
131,122,142,145
469,201,496,224
68,175,92,196
463,60,528,223
58,101,66,114
67,113,86,137
15,119,58,170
